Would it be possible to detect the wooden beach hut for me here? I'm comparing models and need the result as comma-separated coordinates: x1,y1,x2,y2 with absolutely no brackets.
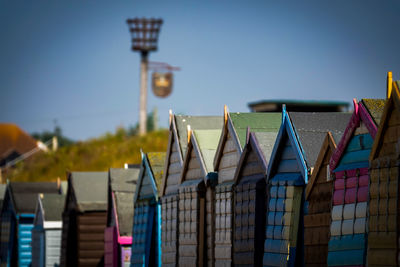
130,152,165,267
327,98,385,267
0,182,60,267
178,128,221,267
263,110,352,267
303,115,350,266
104,167,140,267
60,172,108,267
31,193,66,267
232,130,278,266
367,73,400,267
160,113,221,266
213,107,281,266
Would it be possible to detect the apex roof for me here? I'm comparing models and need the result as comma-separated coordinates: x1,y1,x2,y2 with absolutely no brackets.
174,115,222,156
69,172,108,212
8,182,60,214
289,112,352,169
40,194,65,221
229,112,281,149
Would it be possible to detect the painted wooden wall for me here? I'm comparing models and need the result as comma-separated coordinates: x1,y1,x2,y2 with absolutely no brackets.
104,226,118,267
17,215,35,267
0,200,15,267
162,135,182,267
368,103,400,267
304,144,333,266
327,124,373,267
178,150,206,267
76,212,107,266
263,135,303,267
44,229,62,267
31,227,44,267
131,200,155,267
234,148,266,267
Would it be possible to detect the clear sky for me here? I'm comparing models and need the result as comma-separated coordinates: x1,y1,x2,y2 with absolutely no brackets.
1,0,399,140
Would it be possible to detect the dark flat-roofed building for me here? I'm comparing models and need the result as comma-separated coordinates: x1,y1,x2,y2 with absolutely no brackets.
248,99,349,113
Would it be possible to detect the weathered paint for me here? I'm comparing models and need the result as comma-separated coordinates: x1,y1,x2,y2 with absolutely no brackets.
367,80,400,267
131,152,164,267
327,99,384,267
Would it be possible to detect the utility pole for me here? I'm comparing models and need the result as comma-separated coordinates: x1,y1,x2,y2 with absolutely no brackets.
127,18,163,135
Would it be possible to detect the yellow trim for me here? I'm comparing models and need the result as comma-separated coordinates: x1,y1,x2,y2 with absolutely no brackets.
387,71,393,99
187,125,191,144
224,105,228,125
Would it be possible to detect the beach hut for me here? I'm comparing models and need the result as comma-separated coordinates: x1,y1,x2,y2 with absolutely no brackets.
131,152,165,267
327,98,385,267
31,193,66,267
213,107,281,266
232,129,278,266
60,172,108,267
160,113,221,266
303,115,350,266
367,73,400,267
178,128,221,267
0,182,60,267
263,110,352,267
104,167,140,267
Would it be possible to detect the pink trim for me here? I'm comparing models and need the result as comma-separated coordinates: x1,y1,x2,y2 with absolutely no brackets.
329,105,360,172
112,192,133,245
118,236,132,245
359,102,378,139
329,98,380,172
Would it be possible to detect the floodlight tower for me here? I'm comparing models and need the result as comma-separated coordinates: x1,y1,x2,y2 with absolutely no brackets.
127,18,163,135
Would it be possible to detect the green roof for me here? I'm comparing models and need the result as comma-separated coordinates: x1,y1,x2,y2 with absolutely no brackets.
175,115,222,155
361,99,385,126
229,112,281,148
194,129,221,172
147,152,166,193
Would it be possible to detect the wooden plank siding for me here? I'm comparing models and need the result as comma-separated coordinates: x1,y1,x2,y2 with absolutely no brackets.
161,195,179,267
45,229,62,267
161,132,182,267
178,144,206,267
234,148,266,267
77,212,107,267
214,132,241,267
304,142,333,266
367,98,400,267
263,135,304,267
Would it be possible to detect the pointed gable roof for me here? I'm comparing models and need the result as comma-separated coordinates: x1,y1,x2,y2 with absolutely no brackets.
213,107,281,170
267,110,308,182
180,129,222,185
233,131,278,184
134,152,166,204
161,113,222,196
329,98,385,172
289,112,352,170
109,167,140,237
305,132,336,200
7,182,60,214
370,78,400,161
40,194,65,222
67,172,108,212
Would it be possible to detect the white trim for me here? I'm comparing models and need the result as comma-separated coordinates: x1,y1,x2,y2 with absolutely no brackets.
43,221,62,229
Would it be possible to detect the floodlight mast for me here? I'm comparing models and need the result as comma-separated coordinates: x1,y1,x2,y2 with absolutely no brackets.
127,18,163,135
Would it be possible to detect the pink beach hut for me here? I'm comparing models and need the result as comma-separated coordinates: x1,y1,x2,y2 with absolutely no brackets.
104,167,140,267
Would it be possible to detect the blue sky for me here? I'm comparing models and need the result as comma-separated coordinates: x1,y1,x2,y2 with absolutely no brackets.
1,0,399,140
